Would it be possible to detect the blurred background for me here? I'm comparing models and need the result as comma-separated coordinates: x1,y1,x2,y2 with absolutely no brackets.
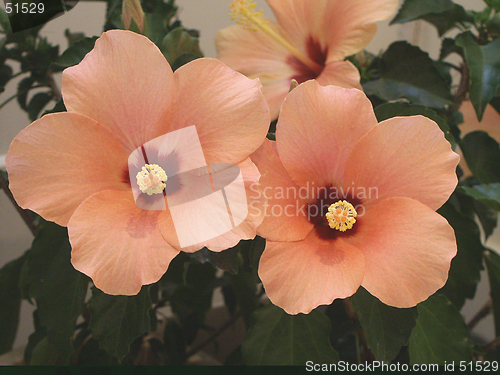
0,0,496,354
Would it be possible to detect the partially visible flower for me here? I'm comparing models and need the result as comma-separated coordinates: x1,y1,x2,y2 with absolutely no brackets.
216,0,398,119
122,0,145,32
6,30,269,295
251,80,459,314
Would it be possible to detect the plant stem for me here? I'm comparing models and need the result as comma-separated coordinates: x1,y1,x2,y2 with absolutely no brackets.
467,299,493,330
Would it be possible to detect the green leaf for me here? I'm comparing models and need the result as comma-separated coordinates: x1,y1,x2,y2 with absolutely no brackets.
143,0,179,46
409,294,474,364
0,252,28,355
171,53,200,71
391,0,472,36
42,98,66,117
88,286,152,360
486,0,500,12
438,201,485,309
161,27,203,65
0,8,11,34
27,92,52,121
459,183,500,210
351,287,418,362
461,131,500,183
374,101,455,145
29,337,59,365
363,42,454,108
485,250,500,337
17,77,34,110
26,221,89,359
242,303,339,365
0,64,13,92
169,261,216,344
456,32,500,121
54,36,98,69
189,245,240,274
440,38,462,60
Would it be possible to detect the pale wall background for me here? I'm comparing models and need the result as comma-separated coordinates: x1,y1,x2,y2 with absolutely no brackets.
0,0,496,351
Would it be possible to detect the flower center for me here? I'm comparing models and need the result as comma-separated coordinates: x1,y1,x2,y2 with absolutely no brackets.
325,200,357,232
136,164,168,196
230,0,323,75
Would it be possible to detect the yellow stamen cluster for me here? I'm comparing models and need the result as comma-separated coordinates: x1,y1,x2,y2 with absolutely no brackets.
229,0,323,75
136,164,168,196
326,200,357,232
230,0,266,31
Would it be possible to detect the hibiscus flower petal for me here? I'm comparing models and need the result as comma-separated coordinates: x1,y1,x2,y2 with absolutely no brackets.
6,112,129,226
251,139,313,242
277,81,378,191
343,115,459,210
216,22,296,119
170,58,270,165
259,230,365,314
267,0,398,61
349,197,457,308
69,190,179,295
62,30,176,154
315,60,362,90
158,159,265,252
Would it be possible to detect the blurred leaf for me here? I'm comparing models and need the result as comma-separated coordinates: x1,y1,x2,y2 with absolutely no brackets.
363,42,454,108
374,101,455,145
88,286,152,361
27,92,52,121
391,0,472,35
26,221,89,359
438,201,485,309
351,287,418,362
227,255,260,329
64,29,86,47
7,0,67,33
189,245,240,275
249,236,266,280
24,310,46,364
30,337,59,365
0,8,11,33
460,183,500,210
324,300,357,362
144,0,179,46
42,98,66,116
242,303,339,365
169,261,216,344
456,32,500,121
0,64,12,93
0,252,28,355
440,37,462,60
171,53,200,71
17,77,34,110
409,294,474,364
474,200,498,239
161,27,202,65
161,319,187,365
485,250,500,337
54,36,98,69
461,131,500,183
491,96,500,116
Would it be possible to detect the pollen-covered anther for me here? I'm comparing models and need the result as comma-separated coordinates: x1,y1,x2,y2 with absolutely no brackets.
230,0,266,30
326,200,357,232
136,164,168,196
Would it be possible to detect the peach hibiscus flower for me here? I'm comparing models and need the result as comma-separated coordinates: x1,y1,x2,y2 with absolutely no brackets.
216,0,398,119
6,30,269,295
251,81,459,314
